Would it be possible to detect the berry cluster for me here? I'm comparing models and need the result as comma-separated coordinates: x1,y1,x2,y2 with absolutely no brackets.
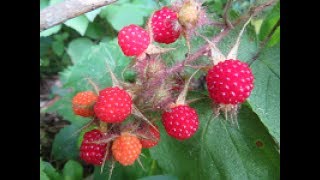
70,0,254,174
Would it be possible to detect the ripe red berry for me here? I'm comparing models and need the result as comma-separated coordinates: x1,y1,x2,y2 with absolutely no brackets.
206,59,254,105
80,129,109,166
162,105,199,140
72,91,98,117
151,7,180,44
118,24,150,56
138,124,160,148
112,133,142,166
94,87,132,123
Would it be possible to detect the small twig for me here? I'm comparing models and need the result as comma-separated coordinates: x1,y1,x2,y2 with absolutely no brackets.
40,0,118,31
208,20,226,28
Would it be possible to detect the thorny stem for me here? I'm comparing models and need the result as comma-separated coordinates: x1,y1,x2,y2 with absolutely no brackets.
249,18,280,65
208,20,226,28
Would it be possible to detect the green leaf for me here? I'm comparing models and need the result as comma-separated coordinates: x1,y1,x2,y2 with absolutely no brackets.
52,123,87,160
100,1,157,31
40,25,62,37
40,158,49,180
62,160,83,180
52,40,64,56
85,8,102,22
40,158,62,180
64,15,89,36
54,32,69,41
149,99,280,179
40,37,52,57
138,175,178,180
40,0,49,10
85,23,105,40
247,42,280,145
267,26,280,47
49,0,63,6
67,38,95,64
259,1,280,43
40,171,50,180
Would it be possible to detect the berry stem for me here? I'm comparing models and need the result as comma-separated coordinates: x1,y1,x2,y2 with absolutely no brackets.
99,121,108,133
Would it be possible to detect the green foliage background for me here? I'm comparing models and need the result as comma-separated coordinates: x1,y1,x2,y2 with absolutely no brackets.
40,0,280,179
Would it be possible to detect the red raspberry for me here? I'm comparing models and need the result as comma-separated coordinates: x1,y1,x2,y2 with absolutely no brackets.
79,129,109,166
112,133,142,166
151,7,180,44
162,105,199,140
206,59,254,105
94,87,132,123
138,124,160,148
72,91,97,117
118,24,150,56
